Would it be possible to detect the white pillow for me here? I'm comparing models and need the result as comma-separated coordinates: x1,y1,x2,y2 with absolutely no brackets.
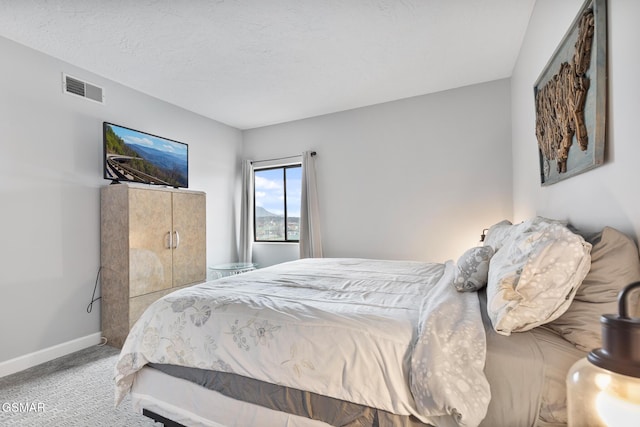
453,246,495,292
483,220,514,252
486,220,592,335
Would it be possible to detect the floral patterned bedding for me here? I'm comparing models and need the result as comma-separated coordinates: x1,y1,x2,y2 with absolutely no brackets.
115,258,490,427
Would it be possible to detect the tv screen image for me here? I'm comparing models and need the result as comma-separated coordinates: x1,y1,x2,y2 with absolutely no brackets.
103,122,188,188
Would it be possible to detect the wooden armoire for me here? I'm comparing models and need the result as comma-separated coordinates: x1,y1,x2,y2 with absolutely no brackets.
100,184,206,347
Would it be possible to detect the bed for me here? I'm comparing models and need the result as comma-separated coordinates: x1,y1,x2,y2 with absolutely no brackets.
114,217,640,427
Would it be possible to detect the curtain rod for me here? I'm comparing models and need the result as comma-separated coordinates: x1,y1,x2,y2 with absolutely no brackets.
251,151,316,165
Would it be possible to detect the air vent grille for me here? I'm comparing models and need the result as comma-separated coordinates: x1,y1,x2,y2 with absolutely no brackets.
62,73,105,104
66,76,85,96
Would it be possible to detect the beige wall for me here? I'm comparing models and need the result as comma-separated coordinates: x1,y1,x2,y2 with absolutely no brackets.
0,36,242,365
243,79,514,266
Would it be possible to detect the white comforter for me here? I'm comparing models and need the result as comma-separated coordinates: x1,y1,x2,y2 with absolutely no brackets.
115,258,490,427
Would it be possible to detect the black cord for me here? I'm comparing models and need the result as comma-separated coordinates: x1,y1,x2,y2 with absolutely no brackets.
87,266,102,313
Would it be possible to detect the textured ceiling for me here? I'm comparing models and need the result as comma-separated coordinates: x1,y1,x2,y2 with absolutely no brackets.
0,0,535,129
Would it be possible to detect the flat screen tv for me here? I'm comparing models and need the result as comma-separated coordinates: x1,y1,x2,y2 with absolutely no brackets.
103,122,188,188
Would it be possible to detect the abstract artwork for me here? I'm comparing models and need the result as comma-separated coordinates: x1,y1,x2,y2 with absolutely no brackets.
534,0,606,186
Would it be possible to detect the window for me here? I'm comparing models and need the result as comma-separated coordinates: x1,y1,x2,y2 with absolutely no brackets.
254,164,301,242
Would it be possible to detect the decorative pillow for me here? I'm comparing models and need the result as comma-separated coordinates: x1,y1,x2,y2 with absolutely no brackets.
486,221,592,335
548,227,640,351
484,217,568,253
515,216,570,237
453,246,495,292
483,220,514,252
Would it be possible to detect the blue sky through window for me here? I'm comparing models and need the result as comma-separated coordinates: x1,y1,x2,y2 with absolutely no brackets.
255,166,301,217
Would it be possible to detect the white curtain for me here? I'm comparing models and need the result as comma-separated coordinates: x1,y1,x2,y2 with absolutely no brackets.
238,159,253,263
299,151,323,258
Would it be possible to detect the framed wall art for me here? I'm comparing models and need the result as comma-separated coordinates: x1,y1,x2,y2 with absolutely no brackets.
534,0,607,186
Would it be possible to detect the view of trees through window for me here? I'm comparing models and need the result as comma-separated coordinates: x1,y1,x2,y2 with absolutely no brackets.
254,165,301,241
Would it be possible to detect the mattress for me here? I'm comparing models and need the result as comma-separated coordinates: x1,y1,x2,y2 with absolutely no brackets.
128,290,582,427
146,363,429,426
118,258,585,427
133,323,582,427
130,366,331,427
117,258,492,426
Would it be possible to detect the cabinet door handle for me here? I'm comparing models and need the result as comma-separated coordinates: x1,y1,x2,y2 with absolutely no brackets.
174,231,180,249
167,231,173,249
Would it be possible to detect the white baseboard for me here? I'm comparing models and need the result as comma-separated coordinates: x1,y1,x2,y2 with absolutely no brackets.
0,332,104,378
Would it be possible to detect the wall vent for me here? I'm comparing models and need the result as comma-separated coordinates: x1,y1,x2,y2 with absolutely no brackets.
62,73,105,104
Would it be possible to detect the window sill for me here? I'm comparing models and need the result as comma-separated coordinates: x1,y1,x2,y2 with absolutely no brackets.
253,241,300,245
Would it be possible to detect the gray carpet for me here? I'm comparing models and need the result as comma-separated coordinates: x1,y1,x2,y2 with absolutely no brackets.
0,344,160,426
